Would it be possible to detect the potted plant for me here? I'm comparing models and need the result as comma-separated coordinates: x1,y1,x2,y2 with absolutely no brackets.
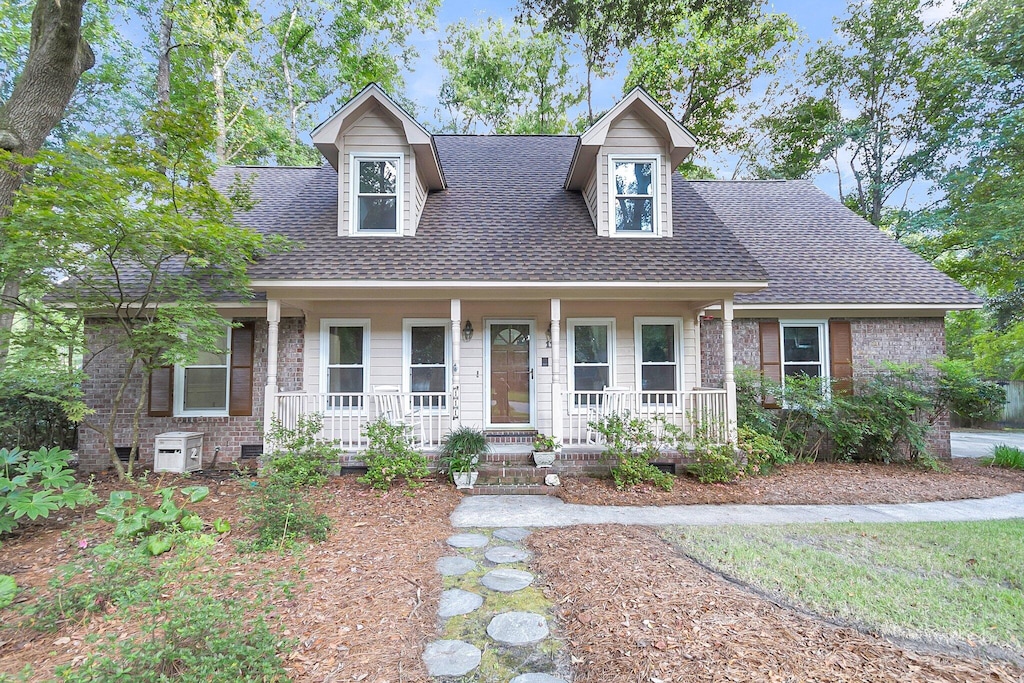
532,433,561,468
439,426,490,489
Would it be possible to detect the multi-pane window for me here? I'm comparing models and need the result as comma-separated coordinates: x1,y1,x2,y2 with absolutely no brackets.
635,319,679,396
612,158,656,234
178,329,230,413
569,321,614,395
353,156,400,233
781,323,826,380
323,321,368,406
405,321,449,408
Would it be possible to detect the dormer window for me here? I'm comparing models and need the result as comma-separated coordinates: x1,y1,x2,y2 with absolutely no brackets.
611,156,659,236
351,154,402,234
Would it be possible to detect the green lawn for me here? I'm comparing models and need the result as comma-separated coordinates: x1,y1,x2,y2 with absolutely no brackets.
663,520,1024,655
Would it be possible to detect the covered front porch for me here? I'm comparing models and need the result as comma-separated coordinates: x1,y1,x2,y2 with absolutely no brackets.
259,285,745,453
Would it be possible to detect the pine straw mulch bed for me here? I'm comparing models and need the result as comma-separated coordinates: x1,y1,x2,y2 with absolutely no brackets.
0,474,461,682
528,525,1023,682
558,458,1024,506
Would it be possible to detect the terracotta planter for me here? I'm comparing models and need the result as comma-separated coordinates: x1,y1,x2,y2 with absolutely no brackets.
453,471,479,489
532,451,557,468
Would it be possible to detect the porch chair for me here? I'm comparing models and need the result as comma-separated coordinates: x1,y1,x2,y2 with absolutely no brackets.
372,385,423,442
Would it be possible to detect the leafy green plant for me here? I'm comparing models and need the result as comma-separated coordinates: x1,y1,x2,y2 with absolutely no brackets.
682,420,740,484
438,425,490,479
985,444,1024,470
238,482,330,553
95,485,224,555
58,588,291,683
532,433,560,452
737,426,792,475
0,575,16,609
934,358,1006,426
263,413,339,488
0,446,96,535
735,366,779,435
591,414,675,491
357,418,430,491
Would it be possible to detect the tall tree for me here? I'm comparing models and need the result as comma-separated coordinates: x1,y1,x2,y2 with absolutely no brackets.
437,18,581,134
625,0,798,175
0,0,95,369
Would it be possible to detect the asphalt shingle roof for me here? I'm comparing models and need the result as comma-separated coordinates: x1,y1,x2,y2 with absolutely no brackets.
216,135,978,307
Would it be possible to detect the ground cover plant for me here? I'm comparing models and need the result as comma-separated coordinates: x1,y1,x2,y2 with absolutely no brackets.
0,447,95,535
666,520,1024,658
986,444,1024,470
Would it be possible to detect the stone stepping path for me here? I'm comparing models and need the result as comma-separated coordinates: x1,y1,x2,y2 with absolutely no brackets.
481,567,535,592
487,611,550,645
485,545,532,564
422,639,481,676
435,556,476,576
438,589,483,618
424,527,569,680
446,532,489,548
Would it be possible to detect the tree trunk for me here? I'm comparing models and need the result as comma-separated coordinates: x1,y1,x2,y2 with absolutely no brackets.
212,55,227,162
154,0,174,156
0,0,95,370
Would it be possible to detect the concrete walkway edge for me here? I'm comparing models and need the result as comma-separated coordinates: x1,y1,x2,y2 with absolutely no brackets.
451,493,1024,528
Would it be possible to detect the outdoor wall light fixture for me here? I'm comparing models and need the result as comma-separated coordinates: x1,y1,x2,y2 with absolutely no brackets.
545,323,553,348
462,320,474,342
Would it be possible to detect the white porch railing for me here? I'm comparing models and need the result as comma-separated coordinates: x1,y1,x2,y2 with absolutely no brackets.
274,392,452,450
564,389,730,446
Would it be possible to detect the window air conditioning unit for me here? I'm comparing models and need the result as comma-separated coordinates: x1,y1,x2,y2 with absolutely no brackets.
154,432,205,473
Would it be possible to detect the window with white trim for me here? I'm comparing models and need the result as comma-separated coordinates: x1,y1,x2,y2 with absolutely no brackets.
175,328,230,415
403,320,450,409
321,320,369,407
634,318,681,398
611,156,658,235
351,155,401,234
568,319,615,404
781,322,827,381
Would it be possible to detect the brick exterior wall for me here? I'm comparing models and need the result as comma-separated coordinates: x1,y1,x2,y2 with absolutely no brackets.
700,316,951,458
78,316,304,472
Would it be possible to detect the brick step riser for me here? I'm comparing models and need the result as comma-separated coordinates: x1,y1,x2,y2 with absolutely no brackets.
464,484,556,496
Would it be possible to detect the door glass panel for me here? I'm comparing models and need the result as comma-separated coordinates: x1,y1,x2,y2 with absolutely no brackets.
490,323,531,424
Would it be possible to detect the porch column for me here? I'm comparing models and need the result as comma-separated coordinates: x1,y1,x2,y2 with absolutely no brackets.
693,310,703,388
722,298,738,443
264,298,281,440
450,298,462,429
550,298,562,444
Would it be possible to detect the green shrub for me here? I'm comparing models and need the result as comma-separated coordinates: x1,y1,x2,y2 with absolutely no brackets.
735,366,779,434
934,358,1006,426
238,482,330,553
737,426,792,475
591,414,675,491
0,446,96,535
357,418,429,491
58,588,290,683
263,413,339,488
0,373,79,452
986,444,1024,470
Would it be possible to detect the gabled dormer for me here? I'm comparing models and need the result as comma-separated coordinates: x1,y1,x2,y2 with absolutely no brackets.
310,84,446,237
565,88,696,238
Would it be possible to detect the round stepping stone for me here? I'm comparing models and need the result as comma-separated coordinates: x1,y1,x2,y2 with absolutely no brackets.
487,611,549,646
435,556,476,576
422,640,481,676
494,527,531,542
447,533,489,548
511,675,568,683
480,568,534,592
485,545,531,564
438,588,484,618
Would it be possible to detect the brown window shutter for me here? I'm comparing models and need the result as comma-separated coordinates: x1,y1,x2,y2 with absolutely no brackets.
229,321,256,416
829,320,854,396
758,321,782,408
148,365,174,417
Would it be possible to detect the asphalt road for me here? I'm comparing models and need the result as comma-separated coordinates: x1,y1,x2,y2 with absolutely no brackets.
950,430,1024,458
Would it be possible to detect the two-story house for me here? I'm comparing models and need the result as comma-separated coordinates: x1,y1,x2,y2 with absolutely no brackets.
77,84,980,473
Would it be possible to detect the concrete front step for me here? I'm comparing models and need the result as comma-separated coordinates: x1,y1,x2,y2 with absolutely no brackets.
463,484,556,496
